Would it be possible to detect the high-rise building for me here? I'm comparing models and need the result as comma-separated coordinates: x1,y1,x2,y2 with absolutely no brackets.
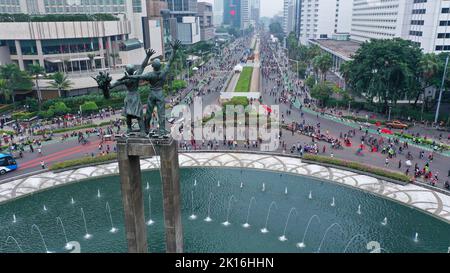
166,0,201,45
294,0,302,39
283,0,296,34
223,0,241,29
214,0,224,26
250,0,260,23
198,2,215,41
298,0,352,44
351,0,450,53
241,0,250,29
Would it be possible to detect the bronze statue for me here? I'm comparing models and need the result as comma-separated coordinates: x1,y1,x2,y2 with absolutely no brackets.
94,48,156,135
124,40,181,136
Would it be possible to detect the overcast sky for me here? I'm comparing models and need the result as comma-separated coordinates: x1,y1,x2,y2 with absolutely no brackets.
202,0,283,18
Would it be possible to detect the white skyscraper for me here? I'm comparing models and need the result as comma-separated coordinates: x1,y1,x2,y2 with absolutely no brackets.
299,0,352,44
351,0,450,53
241,0,250,29
214,0,224,26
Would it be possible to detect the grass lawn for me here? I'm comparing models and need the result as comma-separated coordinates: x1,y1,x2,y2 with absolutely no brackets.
235,67,253,92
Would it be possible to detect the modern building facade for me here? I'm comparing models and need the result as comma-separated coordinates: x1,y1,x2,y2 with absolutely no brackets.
165,0,201,45
213,0,224,26
0,16,143,73
250,0,260,23
0,0,147,44
351,0,450,53
294,0,302,38
223,0,250,30
198,2,214,41
298,0,352,44
283,0,296,34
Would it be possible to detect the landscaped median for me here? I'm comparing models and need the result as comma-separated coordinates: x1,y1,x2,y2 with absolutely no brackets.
50,153,117,171
302,154,411,183
235,67,253,92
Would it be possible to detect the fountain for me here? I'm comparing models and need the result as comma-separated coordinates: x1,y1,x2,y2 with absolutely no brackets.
217,180,221,187
71,197,75,205
31,224,52,253
242,197,256,228
447,247,450,253
56,217,73,250
189,190,197,220
146,194,155,226
194,179,197,187
278,207,298,242
222,195,237,226
1,236,24,253
12,214,16,223
308,191,312,200
285,187,288,195
43,205,48,211
414,233,419,243
343,234,368,253
240,182,244,189
262,183,266,192
146,182,150,190
331,197,336,207
261,202,278,234
357,205,361,215
97,189,101,198
296,215,321,249
316,223,345,253
106,202,119,233
381,217,388,226
204,192,214,222
80,208,93,239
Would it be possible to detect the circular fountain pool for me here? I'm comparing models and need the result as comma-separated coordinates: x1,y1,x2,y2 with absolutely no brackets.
1,168,449,253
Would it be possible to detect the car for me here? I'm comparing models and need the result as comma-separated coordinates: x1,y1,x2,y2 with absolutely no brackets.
386,120,409,129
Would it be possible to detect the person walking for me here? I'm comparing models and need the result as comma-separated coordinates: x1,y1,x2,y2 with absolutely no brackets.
398,160,402,169
385,158,389,167
40,161,46,169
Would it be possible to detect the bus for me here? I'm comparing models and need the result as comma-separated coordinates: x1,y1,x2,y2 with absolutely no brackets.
0,154,18,175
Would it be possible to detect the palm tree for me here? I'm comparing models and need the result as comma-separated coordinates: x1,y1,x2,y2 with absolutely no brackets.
49,72,73,98
313,54,333,82
415,53,439,106
28,63,45,107
0,79,11,104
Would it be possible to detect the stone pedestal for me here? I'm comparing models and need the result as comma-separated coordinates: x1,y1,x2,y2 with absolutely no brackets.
117,136,183,253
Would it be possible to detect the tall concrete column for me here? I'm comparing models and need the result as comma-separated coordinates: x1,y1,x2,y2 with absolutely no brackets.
15,40,24,70
98,37,106,69
159,141,183,253
36,40,45,68
117,143,148,253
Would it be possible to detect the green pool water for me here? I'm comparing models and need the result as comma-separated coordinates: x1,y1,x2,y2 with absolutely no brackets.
0,168,449,253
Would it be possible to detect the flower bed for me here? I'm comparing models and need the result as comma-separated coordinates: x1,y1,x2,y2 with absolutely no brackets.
50,153,117,171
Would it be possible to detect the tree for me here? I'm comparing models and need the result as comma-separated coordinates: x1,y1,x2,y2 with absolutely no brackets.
49,72,73,98
52,101,70,115
28,63,45,107
341,38,422,114
0,79,11,104
305,76,316,90
80,101,98,114
311,82,333,106
0,64,33,105
313,54,332,82
415,53,439,106
269,22,284,41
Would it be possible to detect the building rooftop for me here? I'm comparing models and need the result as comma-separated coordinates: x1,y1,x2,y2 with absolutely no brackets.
309,39,362,61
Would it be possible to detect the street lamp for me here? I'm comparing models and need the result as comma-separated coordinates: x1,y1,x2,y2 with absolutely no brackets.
388,105,392,121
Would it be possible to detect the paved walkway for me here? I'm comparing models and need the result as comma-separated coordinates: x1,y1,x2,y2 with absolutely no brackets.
0,152,449,224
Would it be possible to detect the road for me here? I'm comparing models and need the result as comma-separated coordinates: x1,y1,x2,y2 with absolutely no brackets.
1,31,449,193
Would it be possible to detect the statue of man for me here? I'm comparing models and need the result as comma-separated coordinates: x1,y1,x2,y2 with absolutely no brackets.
94,48,156,135
125,40,181,136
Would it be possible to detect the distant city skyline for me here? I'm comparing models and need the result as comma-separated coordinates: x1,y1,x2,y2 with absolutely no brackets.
204,0,282,18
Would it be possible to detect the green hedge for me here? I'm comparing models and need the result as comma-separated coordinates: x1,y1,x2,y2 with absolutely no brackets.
342,115,385,125
394,132,450,150
235,67,253,92
223,97,250,107
50,153,117,171
34,120,114,135
302,154,411,183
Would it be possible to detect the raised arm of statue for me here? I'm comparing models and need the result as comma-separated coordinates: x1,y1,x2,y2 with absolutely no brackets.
138,48,156,75
163,40,181,75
